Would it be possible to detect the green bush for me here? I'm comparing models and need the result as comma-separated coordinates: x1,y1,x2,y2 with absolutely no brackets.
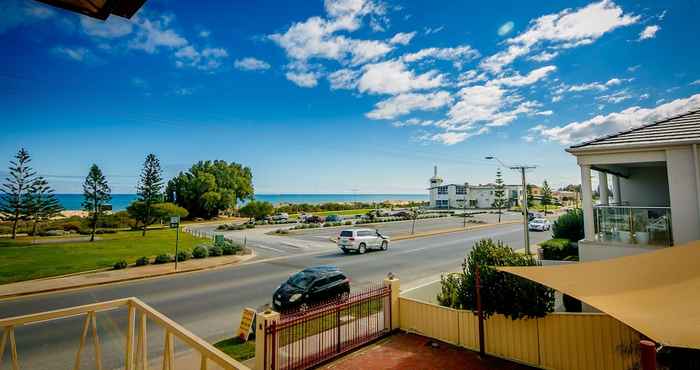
208,245,223,257
154,254,173,264
192,245,209,259
436,238,554,320
176,250,192,261
344,221,352,225
245,224,255,229
113,260,128,270
135,256,150,266
552,209,584,242
539,238,578,261
222,242,242,255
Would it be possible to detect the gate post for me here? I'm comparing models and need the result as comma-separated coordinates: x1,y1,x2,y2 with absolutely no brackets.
255,310,280,370
383,275,400,331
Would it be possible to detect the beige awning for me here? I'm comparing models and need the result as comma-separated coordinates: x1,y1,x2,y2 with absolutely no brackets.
498,241,700,349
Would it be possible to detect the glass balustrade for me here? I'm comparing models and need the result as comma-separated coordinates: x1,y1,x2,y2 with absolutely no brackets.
594,206,673,246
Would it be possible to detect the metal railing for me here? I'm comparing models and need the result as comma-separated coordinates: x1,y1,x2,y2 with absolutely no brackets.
0,297,249,370
265,284,391,370
594,205,673,247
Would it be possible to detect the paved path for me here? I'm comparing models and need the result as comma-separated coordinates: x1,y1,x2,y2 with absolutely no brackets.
0,223,550,370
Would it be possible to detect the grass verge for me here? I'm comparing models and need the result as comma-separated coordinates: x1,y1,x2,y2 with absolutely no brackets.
0,228,210,284
214,337,256,362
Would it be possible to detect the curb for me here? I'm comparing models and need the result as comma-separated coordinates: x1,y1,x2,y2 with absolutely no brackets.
0,251,256,301
327,220,522,243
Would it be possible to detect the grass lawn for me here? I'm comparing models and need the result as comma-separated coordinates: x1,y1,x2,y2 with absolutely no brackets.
214,337,256,362
0,228,210,284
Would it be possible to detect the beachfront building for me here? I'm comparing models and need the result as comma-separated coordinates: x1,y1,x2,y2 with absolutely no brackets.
567,109,700,262
428,167,522,209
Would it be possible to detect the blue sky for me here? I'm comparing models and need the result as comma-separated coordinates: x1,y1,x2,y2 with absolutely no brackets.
1,0,699,194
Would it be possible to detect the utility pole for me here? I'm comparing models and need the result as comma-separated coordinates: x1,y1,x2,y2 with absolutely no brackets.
463,182,468,228
485,156,536,255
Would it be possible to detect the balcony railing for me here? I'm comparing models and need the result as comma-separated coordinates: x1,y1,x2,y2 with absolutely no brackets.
594,205,673,247
0,297,250,370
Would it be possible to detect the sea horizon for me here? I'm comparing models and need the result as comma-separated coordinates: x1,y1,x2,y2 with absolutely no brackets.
54,193,429,211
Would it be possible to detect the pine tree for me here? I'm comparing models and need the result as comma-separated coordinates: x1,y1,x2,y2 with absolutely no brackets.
491,169,506,223
0,148,37,239
541,180,553,215
25,177,63,236
82,164,111,242
136,154,163,236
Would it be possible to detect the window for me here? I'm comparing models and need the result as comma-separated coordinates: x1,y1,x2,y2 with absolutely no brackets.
340,230,353,237
456,185,466,195
437,186,448,195
436,200,449,208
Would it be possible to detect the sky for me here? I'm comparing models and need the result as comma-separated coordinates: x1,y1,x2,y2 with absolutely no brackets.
1,0,699,194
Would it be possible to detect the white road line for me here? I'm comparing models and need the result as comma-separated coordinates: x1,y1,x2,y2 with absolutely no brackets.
249,244,286,254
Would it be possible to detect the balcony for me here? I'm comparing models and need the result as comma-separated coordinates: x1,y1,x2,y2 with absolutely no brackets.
594,205,673,247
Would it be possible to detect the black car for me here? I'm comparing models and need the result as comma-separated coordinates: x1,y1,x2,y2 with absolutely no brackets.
273,266,350,311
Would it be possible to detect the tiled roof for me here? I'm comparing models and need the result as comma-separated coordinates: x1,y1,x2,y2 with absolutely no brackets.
568,109,700,151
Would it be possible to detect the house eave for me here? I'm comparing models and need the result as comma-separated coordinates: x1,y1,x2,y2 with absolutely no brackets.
566,138,700,156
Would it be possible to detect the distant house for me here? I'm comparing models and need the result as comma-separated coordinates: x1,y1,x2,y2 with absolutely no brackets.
567,109,700,261
427,166,522,209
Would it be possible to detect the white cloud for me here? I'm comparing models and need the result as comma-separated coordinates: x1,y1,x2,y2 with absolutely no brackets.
81,16,133,38
128,15,188,53
488,65,557,87
528,51,558,62
357,60,445,95
497,21,514,36
536,110,554,116
627,64,641,72
347,39,393,64
1,0,55,34
366,91,453,120
199,30,210,38
639,93,649,100
234,57,271,71
457,70,488,86
638,25,660,40
431,132,470,145
24,3,55,19
531,93,700,144
691,80,700,86
174,46,228,71
286,71,322,88
423,26,444,35
328,68,361,90
596,89,632,104
389,31,416,45
402,45,480,68
481,1,639,73
174,87,194,96
51,46,92,62
565,77,630,92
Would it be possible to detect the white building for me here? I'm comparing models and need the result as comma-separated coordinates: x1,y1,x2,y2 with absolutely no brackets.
567,109,700,262
428,166,523,209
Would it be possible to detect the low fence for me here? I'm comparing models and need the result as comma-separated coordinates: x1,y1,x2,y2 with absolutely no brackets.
399,297,640,370
0,297,249,370
263,284,392,370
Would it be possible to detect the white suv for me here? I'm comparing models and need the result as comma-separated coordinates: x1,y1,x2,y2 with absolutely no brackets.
337,228,389,254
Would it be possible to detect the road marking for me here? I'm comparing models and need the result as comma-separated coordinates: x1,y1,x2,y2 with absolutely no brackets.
249,244,286,254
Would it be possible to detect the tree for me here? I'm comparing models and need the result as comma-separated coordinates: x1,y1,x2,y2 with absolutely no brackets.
0,148,37,239
166,160,253,219
541,180,553,215
24,177,63,236
239,200,273,221
136,154,163,236
526,184,536,208
82,164,111,242
491,169,506,223
437,239,554,319
126,201,188,230
552,209,584,242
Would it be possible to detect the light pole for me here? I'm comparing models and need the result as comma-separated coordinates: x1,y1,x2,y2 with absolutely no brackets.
485,156,536,255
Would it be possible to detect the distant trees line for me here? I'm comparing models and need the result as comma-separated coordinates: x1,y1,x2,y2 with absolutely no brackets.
274,201,428,214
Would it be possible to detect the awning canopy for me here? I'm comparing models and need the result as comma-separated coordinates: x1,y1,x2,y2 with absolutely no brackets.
498,241,700,349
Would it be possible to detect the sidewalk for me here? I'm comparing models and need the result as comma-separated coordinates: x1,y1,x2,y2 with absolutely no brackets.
0,251,254,300
320,332,535,370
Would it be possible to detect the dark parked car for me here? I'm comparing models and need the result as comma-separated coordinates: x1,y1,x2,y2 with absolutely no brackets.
305,215,325,224
325,214,342,222
273,266,350,311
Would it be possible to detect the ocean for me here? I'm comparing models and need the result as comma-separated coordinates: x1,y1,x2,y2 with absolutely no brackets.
55,194,428,211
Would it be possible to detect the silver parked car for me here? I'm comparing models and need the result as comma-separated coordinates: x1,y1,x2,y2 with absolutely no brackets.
528,218,551,231
337,228,389,254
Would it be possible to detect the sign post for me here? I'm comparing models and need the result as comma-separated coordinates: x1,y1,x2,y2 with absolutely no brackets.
237,308,257,341
170,216,180,270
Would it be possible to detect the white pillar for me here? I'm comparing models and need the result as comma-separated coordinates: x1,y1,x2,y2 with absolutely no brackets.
612,175,621,205
598,171,609,205
580,165,595,241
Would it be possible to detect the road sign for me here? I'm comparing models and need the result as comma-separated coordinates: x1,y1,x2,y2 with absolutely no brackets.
170,216,180,229
214,234,225,245
237,308,256,341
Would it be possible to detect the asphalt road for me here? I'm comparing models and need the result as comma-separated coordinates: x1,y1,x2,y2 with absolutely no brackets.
0,223,550,370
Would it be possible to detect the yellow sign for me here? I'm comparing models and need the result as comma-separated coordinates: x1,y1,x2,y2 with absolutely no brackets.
237,308,256,341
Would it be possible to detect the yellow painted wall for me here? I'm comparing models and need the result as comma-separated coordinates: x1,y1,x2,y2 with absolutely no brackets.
399,297,640,370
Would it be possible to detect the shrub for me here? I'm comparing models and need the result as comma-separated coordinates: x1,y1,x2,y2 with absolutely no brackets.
192,245,209,259
539,239,578,261
436,238,554,320
222,242,242,255
135,256,150,266
176,250,192,261
61,220,83,232
245,224,255,229
113,260,128,270
275,229,289,235
208,245,223,257
552,209,584,242
344,221,352,225
154,254,173,264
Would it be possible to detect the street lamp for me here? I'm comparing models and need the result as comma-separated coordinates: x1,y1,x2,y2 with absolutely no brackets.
485,156,536,255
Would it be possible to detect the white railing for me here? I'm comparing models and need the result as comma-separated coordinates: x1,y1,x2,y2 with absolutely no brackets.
594,205,673,246
0,297,250,370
